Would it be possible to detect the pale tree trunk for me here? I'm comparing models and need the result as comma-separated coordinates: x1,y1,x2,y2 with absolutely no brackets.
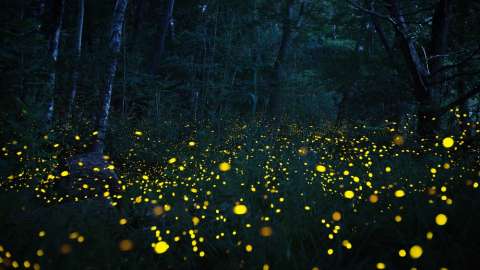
46,0,65,123
151,0,175,74
93,0,129,153
68,0,85,118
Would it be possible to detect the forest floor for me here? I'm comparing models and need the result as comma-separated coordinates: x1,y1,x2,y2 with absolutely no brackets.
0,121,479,270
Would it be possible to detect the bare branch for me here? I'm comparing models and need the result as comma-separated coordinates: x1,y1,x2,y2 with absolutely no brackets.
431,46,480,76
347,0,396,25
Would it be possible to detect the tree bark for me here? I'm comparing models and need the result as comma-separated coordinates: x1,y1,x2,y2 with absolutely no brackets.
455,0,468,116
45,0,65,123
93,0,129,153
268,0,295,117
252,0,260,116
385,0,439,136
130,0,145,51
68,0,85,118
429,0,451,73
31,0,46,19
369,2,393,60
429,0,452,102
151,0,175,74
385,0,453,136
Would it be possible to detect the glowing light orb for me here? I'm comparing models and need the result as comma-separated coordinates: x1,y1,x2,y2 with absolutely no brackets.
394,190,405,198
332,211,342,221
369,194,379,203
219,162,231,172
435,213,448,226
342,240,352,249
409,245,423,259
259,226,273,237
315,165,327,173
119,240,134,251
442,137,454,148
344,190,355,199
192,216,200,226
233,204,248,215
154,241,169,254
393,135,405,146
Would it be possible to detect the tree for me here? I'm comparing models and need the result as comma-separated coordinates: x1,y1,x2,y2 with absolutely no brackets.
151,0,176,74
350,0,480,136
45,0,65,123
93,0,129,153
68,0,85,118
268,0,305,117
2,0,478,142
130,0,145,50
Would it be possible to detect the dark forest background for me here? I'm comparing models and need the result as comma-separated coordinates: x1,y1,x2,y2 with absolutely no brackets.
1,0,479,148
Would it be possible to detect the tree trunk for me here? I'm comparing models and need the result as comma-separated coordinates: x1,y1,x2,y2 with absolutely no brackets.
369,2,393,60
130,0,145,51
151,0,175,74
93,0,129,153
384,0,453,137
268,0,295,117
429,0,452,103
454,0,470,127
31,0,46,19
68,0,85,119
385,0,437,136
46,0,65,123
252,0,260,116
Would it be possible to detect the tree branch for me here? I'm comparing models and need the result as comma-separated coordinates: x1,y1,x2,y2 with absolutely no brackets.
348,0,394,24
437,84,480,116
431,46,480,76
429,70,480,85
